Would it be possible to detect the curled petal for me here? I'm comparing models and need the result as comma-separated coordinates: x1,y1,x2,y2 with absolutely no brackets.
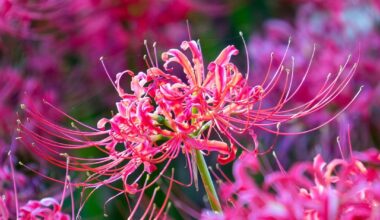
162,49,197,87
97,118,109,130
214,45,239,66
39,198,60,212
189,139,230,155
181,40,204,85
217,143,237,165
115,70,135,98
130,72,147,98
121,160,142,194
144,162,157,173
313,154,327,186
146,67,182,83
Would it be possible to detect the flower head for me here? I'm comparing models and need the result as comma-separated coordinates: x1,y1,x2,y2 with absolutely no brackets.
19,38,358,212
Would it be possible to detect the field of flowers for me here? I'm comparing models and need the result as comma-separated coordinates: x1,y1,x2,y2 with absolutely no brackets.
1,0,380,219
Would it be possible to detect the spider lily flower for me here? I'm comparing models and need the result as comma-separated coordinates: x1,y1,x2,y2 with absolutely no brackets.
202,147,380,220
19,38,358,208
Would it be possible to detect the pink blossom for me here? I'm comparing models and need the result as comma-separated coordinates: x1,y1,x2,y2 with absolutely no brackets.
19,198,70,220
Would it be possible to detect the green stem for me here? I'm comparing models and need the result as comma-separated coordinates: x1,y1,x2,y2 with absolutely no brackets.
195,149,222,213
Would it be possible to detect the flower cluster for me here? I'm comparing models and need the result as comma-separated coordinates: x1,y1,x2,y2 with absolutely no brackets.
202,148,380,219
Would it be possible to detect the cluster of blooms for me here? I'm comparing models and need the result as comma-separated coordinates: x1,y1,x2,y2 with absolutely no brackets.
17,36,360,218
202,147,380,219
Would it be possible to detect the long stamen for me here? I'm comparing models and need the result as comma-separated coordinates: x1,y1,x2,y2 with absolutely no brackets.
140,187,160,219
144,40,155,67
272,151,285,174
347,125,353,159
337,136,345,159
128,175,150,219
186,20,192,41
239,31,250,82
100,57,118,91
143,54,151,68
60,153,70,208
154,169,174,220
153,42,158,67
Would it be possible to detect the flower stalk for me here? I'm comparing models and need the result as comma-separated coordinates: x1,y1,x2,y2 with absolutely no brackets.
195,149,222,213
191,103,222,212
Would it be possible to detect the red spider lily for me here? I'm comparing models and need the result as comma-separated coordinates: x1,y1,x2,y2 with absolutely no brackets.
202,147,380,220
18,38,359,214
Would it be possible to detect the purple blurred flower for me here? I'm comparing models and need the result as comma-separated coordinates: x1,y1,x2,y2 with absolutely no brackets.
0,68,58,142
202,147,380,219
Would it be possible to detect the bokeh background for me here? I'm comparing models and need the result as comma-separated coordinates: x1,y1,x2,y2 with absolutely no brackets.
1,0,380,219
